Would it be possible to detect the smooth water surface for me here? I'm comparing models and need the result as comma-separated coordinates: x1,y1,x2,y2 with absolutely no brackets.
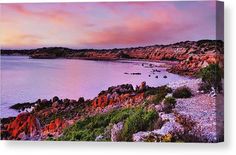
1,56,188,117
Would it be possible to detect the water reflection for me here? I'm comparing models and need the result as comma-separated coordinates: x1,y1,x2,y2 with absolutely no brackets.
1,56,188,117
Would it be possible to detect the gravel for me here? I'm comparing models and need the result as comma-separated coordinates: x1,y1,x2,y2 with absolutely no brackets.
168,78,224,142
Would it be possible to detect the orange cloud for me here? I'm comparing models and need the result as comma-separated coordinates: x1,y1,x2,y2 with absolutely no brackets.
3,4,73,26
1,29,42,48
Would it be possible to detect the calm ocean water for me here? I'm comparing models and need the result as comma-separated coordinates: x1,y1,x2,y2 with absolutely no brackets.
0,56,188,117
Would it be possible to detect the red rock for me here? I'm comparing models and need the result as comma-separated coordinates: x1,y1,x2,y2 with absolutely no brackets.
6,113,41,139
92,99,98,108
134,93,145,103
42,118,68,136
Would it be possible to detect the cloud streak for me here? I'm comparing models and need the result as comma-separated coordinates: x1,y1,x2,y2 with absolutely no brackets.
0,1,220,49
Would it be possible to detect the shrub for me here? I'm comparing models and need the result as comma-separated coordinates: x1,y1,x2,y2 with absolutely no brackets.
58,112,114,141
145,85,172,96
145,85,172,104
151,94,165,105
110,109,132,124
162,97,176,113
198,82,212,93
197,64,223,93
173,86,192,98
121,108,158,141
58,108,158,141
163,97,176,107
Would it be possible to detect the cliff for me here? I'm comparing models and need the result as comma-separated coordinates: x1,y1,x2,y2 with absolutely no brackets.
1,40,224,75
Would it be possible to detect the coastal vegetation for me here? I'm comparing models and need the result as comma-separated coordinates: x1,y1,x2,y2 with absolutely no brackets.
0,39,224,142
197,64,224,93
173,86,192,98
163,97,176,108
145,85,172,105
58,107,158,141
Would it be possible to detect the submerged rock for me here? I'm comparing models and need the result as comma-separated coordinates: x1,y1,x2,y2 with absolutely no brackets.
130,72,141,75
10,102,35,111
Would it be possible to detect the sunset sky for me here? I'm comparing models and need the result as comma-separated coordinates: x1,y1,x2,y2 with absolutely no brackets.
0,1,222,49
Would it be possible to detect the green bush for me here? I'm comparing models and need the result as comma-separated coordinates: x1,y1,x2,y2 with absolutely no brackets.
110,109,131,124
145,85,172,104
164,97,176,107
145,85,172,96
162,97,176,113
58,108,158,141
173,86,192,98
151,95,164,105
197,64,223,93
121,108,158,141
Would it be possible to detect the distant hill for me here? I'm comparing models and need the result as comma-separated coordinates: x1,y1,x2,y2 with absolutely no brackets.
1,40,224,76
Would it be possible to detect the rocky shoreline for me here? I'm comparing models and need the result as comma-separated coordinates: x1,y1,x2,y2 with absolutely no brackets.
0,40,224,142
0,79,224,142
1,40,224,76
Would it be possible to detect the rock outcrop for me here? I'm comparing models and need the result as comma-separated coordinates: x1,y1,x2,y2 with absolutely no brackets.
42,118,69,138
1,82,148,140
92,83,146,111
0,79,223,142
2,113,41,140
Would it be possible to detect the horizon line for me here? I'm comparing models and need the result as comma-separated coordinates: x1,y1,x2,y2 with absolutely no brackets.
1,39,224,51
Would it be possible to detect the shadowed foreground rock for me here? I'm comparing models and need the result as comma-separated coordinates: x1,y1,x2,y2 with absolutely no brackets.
2,113,41,140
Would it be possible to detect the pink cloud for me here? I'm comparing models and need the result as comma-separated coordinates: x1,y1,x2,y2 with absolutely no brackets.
3,4,73,26
79,4,197,48
0,1,219,49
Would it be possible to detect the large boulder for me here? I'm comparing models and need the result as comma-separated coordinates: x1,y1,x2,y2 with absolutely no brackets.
132,115,184,142
152,121,184,136
133,131,153,142
159,112,176,122
111,122,124,142
6,113,41,140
